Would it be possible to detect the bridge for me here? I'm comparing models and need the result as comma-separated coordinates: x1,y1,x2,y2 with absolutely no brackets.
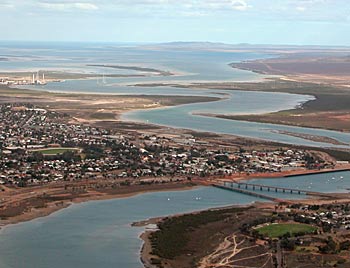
212,183,283,202
213,181,333,200
235,182,308,195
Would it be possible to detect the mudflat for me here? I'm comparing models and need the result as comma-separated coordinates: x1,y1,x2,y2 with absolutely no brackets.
0,85,219,123
167,80,350,132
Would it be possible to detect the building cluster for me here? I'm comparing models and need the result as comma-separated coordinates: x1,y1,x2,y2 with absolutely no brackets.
290,203,350,231
0,104,325,186
0,71,47,86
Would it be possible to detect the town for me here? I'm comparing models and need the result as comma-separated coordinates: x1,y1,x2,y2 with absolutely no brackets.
0,103,329,187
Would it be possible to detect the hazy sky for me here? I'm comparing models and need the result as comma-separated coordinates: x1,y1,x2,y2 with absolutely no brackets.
1,0,350,45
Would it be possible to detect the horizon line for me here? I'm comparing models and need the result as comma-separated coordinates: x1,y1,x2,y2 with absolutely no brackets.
0,40,350,48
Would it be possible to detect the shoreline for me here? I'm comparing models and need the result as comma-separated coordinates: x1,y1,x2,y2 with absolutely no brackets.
1,47,350,267
11,83,222,98
0,62,182,82
119,93,227,122
6,66,350,142
120,115,350,151
206,112,350,134
121,82,350,137
0,183,199,230
140,231,156,268
9,79,350,150
137,184,350,268
139,199,350,268
4,165,349,227
196,112,350,142
1,168,349,267
2,165,349,232
221,165,350,182
137,202,259,268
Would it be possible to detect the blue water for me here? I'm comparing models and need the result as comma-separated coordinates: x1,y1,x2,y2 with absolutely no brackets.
0,187,265,268
123,91,350,149
0,42,272,83
0,171,349,268
3,42,349,148
244,170,350,194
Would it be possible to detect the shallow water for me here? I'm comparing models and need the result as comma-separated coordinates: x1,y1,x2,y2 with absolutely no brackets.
244,170,350,194
123,90,350,149
19,80,350,148
0,42,272,83
1,42,349,268
5,42,349,148
0,171,348,268
0,187,265,268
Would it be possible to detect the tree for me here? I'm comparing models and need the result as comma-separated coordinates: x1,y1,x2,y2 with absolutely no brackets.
280,237,295,251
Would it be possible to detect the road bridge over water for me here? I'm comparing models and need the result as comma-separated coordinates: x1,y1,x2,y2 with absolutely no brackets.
213,181,334,201
236,182,307,195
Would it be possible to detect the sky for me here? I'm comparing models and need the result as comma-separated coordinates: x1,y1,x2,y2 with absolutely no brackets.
0,0,350,45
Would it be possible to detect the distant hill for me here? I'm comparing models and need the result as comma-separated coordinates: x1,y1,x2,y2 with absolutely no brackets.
142,41,236,50
142,42,350,51
140,42,350,59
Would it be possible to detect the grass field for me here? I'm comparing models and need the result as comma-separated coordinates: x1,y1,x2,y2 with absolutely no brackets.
32,148,79,155
257,223,317,238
